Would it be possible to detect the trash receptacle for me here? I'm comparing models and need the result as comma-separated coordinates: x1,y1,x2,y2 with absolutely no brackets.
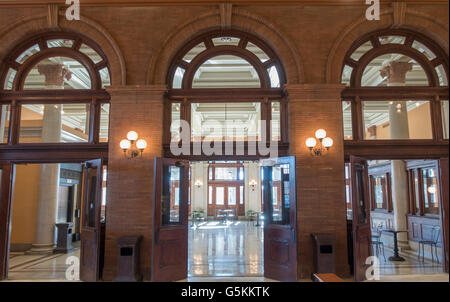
55,222,74,254
311,233,336,274
114,236,143,282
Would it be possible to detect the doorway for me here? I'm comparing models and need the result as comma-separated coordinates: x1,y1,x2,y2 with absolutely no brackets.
0,160,107,281
152,156,298,282
346,157,449,281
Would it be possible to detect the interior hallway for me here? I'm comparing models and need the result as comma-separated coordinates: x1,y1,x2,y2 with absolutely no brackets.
188,220,263,277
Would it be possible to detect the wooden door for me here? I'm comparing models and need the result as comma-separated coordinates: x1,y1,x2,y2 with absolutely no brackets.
0,163,14,280
439,158,449,273
262,156,297,281
80,159,103,282
152,158,189,282
350,156,372,282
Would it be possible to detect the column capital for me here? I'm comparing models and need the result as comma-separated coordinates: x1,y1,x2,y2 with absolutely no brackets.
380,61,413,85
106,85,168,103
37,63,71,87
284,84,345,101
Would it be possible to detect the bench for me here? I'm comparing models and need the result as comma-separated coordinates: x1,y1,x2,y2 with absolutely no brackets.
312,273,345,282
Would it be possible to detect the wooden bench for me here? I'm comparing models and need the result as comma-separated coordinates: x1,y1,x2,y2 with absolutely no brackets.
312,273,345,282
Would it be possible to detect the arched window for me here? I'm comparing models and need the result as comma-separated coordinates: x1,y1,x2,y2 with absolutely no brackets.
340,29,449,141
168,32,285,89
0,33,111,144
165,30,287,158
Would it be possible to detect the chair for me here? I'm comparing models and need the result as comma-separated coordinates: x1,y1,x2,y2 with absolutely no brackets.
418,226,441,263
371,226,386,262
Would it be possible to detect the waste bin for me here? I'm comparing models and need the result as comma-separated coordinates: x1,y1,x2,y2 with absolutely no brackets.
114,236,143,282
55,222,74,254
311,233,336,274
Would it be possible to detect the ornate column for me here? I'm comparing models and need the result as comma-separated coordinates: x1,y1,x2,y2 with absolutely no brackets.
380,61,412,250
28,64,71,254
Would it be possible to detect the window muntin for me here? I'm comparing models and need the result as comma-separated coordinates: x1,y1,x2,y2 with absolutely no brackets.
422,168,439,215
182,42,206,63
1,104,10,143
16,44,40,64
100,103,110,143
373,175,387,210
412,40,437,61
363,100,433,140
79,43,103,64
171,103,181,142
212,37,240,47
378,35,406,45
350,41,373,61
172,67,185,89
435,65,448,86
341,65,353,87
23,56,92,90
442,100,449,139
4,68,17,90
245,42,269,62
342,101,352,140
19,103,90,143
362,55,428,87
192,55,261,88
191,102,261,141
271,102,281,141
47,39,74,48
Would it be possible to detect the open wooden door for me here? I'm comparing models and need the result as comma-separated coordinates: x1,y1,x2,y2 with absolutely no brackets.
438,158,449,273
350,156,372,282
0,163,14,280
152,158,189,281
80,159,103,282
262,156,297,281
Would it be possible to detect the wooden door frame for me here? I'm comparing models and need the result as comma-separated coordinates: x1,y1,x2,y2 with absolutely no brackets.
0,158,106,281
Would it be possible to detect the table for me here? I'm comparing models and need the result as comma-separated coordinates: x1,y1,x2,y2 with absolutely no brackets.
255,212,262,226
382,229,409,262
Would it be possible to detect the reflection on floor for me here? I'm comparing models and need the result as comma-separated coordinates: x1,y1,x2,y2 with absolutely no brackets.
188,220,263,277
6,246,80,281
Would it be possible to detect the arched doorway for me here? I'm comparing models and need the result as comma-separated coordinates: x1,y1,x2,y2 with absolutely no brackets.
340,28,449,281
0,32,111,281
151,30,298,281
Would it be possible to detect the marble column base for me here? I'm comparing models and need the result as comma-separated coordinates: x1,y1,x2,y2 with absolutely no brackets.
25,244,55,255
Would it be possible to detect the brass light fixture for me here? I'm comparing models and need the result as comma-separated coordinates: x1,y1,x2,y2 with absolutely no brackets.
249,179,257,191
305,129,333,156
120,131,147,159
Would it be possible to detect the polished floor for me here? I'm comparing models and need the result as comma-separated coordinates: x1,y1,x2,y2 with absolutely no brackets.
188,220,264,277
6,247,80,281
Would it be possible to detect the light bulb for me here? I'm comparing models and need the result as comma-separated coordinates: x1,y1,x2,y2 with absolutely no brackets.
305,137,317,148
136,139,147,150
427,186,436,194
315,129,326,140
120,139,131,150
323,137,333,148
127,131,138,141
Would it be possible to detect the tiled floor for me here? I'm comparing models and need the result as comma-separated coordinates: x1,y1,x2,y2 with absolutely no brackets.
188,220,264,277
6,246,80,281
2,222,448,282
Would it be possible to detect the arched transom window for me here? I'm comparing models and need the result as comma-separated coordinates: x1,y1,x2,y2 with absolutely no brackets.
340,29,449,142
0,33,111,144
168,31,285,89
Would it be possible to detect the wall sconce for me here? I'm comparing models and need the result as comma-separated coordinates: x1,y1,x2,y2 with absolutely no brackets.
249,179,257,191
195,179,203,188
305,129,333,156
120,131,147,159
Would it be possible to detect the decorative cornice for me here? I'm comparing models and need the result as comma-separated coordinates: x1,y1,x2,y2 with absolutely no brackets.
0,0,448,8
284,84,345,100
